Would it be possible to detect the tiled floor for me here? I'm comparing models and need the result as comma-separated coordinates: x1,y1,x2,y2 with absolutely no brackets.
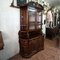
9,38,60,60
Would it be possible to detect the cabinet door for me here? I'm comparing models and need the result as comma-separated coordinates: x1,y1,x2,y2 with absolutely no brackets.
20,39,29,54
28,38,38,52
28,7,37,30
36,12,42,29
28,36,44,53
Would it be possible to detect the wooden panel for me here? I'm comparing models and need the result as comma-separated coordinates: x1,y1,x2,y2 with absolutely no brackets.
19,35,44,58
20,7,28,31
0,31,4,50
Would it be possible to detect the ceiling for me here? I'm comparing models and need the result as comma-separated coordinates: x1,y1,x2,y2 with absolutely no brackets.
45,0,60,6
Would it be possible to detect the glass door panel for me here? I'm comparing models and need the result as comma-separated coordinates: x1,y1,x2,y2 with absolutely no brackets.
28,7,37,30
37,25,41,29
36,12,42,29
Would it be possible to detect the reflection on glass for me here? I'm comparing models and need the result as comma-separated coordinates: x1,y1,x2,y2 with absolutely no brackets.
28,7,36,30
29,13,35,22
28,7,36,22
37,12,41,23
29,26,35,30
37,25,41,29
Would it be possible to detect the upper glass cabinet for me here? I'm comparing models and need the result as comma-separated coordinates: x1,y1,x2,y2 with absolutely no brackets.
28,7,42,30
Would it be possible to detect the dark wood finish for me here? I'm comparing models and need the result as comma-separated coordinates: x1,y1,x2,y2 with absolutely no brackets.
0,31,4,50
11,1,44,58
46,27,58,39
19,35,44,58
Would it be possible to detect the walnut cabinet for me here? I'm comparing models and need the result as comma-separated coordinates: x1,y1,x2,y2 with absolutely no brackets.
18,1,44,58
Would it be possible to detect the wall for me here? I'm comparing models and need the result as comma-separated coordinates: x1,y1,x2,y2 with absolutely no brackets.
42,14,46,35
0,0,20,60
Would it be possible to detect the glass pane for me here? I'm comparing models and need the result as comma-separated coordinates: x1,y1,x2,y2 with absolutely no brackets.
29,12,35,22
28,7,36,30
28,7,36,22
29,22,35,30
36,12,41,29
29,26,35,30
37,25,41,29
37,12,41,23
